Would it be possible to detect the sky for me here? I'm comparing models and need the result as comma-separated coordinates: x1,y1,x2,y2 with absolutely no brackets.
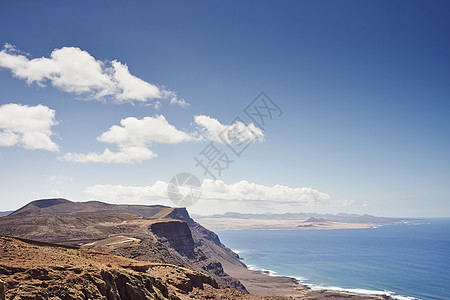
0,0,449,217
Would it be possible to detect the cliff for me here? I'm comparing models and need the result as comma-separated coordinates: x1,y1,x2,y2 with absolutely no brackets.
0,199,247,292
151,207,246,269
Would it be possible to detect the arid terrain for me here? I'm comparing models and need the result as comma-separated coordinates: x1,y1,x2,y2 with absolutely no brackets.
0,199,391,299
0,235,286,299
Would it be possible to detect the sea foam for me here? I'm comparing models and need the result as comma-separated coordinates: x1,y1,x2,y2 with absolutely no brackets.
248,264,417,300
294,279,418,300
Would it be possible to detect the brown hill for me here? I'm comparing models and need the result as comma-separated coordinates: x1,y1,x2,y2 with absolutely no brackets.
0,198,246,292
8,198,168,218
0,236,286,300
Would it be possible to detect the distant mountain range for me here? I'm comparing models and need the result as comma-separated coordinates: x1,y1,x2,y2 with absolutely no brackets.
192,211,408,224
0,211,12,217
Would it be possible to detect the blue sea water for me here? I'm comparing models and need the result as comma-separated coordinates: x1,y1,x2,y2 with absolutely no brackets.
216,219,450,300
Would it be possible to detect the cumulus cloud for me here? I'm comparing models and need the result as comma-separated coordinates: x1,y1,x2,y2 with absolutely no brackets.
0,103,59,151
0,44,187,107
97,115,195,145
61,146,156,164
194,115,264,144
60,114,265,164
200,180,330,205
85,179,331,209
85,181,169,203
60,115,195,164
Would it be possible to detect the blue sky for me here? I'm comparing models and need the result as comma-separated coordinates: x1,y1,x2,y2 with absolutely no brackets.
0,0,449,217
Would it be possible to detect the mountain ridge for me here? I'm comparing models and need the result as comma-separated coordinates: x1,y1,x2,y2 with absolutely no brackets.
192,211,406,223
0,198,247,292
8,198,169,218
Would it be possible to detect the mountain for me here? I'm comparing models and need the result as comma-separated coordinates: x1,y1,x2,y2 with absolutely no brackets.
8,198,168,218
0,198,246,292
193,211,404,223
304,217,328,223
0,211,12,217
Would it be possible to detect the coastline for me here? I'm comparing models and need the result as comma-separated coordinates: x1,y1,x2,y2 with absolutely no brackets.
222,261,392,299
224,261,416,300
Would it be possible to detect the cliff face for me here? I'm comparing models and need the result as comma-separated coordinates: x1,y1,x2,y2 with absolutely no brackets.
0,199,247,293
149,220,196,259
154,208,246,269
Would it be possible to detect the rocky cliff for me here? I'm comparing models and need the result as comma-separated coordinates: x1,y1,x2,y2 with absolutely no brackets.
0,199,247,292
151,207,246,269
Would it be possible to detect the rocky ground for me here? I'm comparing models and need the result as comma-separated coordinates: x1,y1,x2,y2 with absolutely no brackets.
0,236,287,300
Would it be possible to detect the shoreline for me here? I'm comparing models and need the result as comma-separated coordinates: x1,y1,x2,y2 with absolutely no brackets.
227,262,416,300
223,262,387,299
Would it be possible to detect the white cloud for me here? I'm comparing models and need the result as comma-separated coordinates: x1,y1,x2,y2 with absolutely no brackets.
60,114,265,164
61,146,156,164
194,115,264,144
48,175,73,184
0,103,59,151
85,179,331,210
0,130,19,147
60,115,195,164
168,95,188,107
85,181,169,204
200,179,330,205
98,115,195,145
0,44,187,107
340,199,355,206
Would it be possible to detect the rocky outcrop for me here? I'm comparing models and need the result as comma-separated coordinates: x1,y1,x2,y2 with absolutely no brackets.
0,266,176,300
0,236,179,299
147,219,248,293
149,220,196,259
148,209,248,292
157,208,246,269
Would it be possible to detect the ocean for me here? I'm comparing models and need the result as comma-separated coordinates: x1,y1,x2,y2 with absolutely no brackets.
216,219,450,300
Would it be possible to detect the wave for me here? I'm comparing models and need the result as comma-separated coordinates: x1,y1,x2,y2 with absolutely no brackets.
247,264,418,300
247,264,279,277
300,282,418,300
